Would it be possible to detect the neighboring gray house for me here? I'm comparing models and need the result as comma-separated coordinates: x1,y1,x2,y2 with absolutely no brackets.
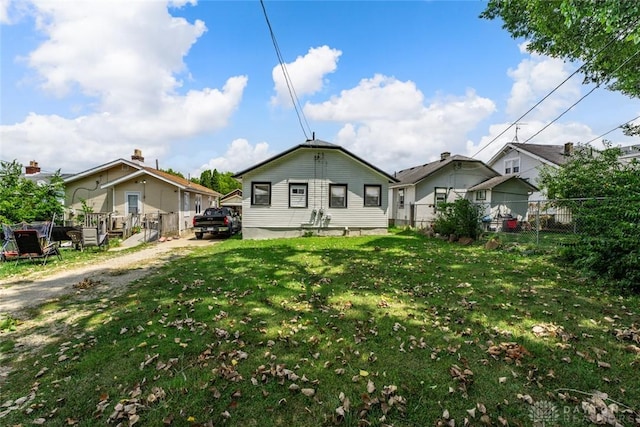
232,139,398,240
486,142,576,200
389,152,536,228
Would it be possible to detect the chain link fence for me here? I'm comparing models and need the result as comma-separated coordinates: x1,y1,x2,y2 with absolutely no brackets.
475,197,640,248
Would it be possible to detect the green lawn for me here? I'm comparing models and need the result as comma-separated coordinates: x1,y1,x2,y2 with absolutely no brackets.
1,230,638,426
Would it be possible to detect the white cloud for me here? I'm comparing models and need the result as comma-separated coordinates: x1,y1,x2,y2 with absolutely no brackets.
0,0,10,24
0,0,247,173
304,74,496,173
271,45,342,107
194,138,272,176
506,42,581,120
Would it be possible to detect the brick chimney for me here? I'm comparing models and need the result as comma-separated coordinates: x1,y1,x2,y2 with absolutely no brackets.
440,152,451,161
564,142,574,156
25,160,41,175
131,149,145,164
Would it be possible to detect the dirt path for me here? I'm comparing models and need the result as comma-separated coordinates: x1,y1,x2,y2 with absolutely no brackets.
0,235,219,316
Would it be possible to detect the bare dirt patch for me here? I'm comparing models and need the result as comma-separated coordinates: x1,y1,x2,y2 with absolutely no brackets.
0,235,220,384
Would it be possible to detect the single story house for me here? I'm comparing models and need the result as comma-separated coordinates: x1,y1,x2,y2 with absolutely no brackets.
63,150,220,236
389,152,536,228
232,139,399,240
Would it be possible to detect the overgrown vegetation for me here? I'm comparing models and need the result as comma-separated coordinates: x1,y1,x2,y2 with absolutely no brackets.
433,198,484,239
1,232,638,426
540,144,640,291
0,160,65,224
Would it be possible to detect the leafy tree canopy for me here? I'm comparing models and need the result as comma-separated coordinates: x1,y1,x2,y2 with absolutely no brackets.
0,160,65,225
481,0,640,98
161,168,185,179
193,169,241,195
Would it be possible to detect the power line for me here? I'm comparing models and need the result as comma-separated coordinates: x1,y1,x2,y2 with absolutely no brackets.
259,0,313,141
524,47,640,144
584,114,640,145
472,16,640,158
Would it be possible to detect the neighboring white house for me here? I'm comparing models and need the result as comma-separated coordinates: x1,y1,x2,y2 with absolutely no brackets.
389,152,536,228
232,139,399,240
619,143,640,164
220,189,243,215
486,142,576,200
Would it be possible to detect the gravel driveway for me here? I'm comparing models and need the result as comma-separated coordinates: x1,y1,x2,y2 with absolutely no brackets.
0,235,219,316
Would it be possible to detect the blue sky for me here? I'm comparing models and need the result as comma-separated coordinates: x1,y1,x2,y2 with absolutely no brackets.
1,0,639,178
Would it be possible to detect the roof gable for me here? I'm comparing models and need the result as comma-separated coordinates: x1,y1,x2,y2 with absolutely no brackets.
233,139,399,183
488,143,575,167
63,159,142,183
392,155,498,186
467,174,538,192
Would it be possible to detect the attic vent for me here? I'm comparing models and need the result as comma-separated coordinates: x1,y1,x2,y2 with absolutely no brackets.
121,164,130,171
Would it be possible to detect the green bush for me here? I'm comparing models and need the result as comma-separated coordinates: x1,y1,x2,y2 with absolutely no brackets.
541,144,640,292
433,198,483,239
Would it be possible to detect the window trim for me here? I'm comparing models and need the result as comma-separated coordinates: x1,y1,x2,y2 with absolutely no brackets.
475,190,487,201
183,191,190,217
329,183,348,208
195,194,202,214
251,181,271,206
398,188,405,209
288,183,308,208
504,158,520,174
434,187,448,212
364,184,382,207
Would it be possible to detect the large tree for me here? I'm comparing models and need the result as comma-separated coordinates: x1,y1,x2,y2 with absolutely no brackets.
481,0,640,98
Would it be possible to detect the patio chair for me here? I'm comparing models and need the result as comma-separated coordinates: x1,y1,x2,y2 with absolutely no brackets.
13,229,62,265
82,227,109,251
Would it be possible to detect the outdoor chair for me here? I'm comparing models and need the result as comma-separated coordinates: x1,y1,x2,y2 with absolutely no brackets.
81,227,109,251
13,229,62,265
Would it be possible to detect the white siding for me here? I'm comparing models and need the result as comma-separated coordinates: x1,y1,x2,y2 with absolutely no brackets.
241,148,390,239
489,149,553,200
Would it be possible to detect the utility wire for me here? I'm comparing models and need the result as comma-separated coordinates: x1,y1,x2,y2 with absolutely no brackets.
524,48,640,144
260,0,313,141
473,16,640,158
583,114,640,145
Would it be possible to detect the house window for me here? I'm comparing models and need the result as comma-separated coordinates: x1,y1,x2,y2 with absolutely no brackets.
252,182,271,206
434,187,448,211
183,192,190,217
289,183,308,208
504,158,520,174
364,185,382,207
398,188,405,209
475,190,487,201
195,194,202,214
329,184,347,208
125,192,141,215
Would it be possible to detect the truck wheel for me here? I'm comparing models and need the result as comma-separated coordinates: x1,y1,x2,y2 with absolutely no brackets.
195,233,203,240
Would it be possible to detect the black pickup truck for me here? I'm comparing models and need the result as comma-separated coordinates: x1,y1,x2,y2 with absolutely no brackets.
192,207,241,239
